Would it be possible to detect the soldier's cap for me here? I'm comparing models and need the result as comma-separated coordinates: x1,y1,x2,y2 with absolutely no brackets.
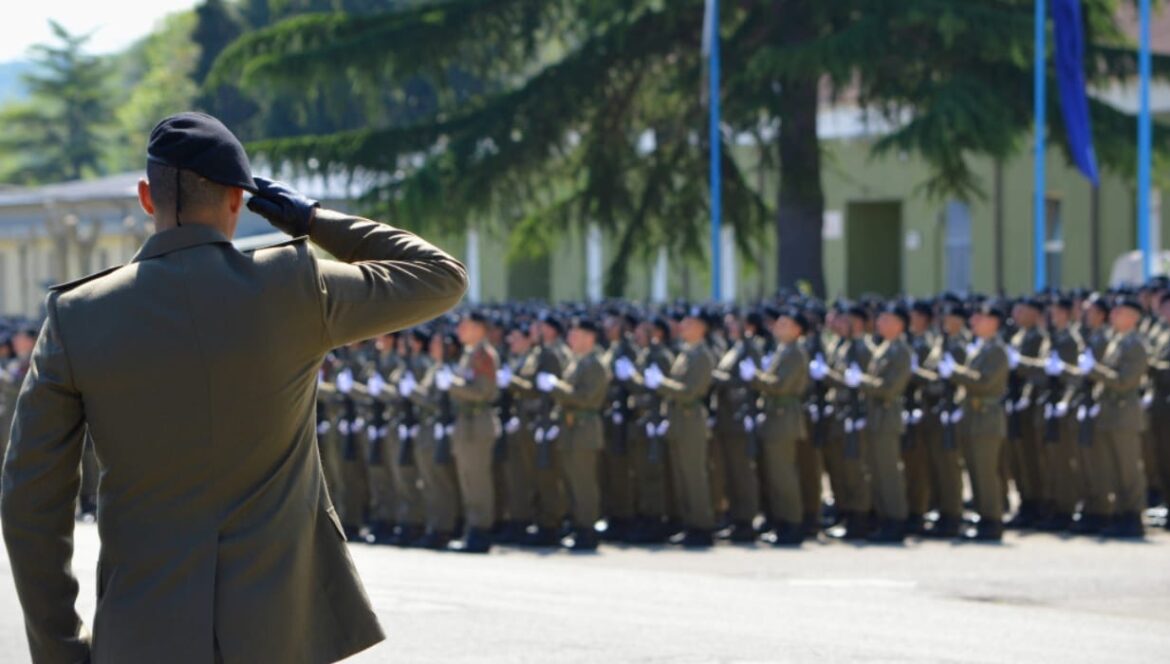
622,311,641,329
650,316,672,340
147,112,257,192
745,310,766,331
846,304,870,321
1017,297,1045,312
879,303,910,328
1085,294,1111,314
16,326,38,338
465,310,490,325
779,307,809,333
910,300,934,318
1052,297,1074,311
410,327,433,344
539,312,565,335
762,304,782,320
685,305,714,327
1116,297,1144,314
974,302,1007,322
570,317,600,336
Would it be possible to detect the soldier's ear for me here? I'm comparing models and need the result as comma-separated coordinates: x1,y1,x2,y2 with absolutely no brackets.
137,179,156,217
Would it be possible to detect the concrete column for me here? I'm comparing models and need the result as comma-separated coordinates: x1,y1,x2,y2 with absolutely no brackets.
652,246,669,303
466,225,481,303
719,224,736,303
586,223,603,303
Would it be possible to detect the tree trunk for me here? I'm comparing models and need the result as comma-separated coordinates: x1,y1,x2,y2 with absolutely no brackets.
774,4,826,296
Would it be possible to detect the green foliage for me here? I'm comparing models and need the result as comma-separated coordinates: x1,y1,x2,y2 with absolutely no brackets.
0,21,112,183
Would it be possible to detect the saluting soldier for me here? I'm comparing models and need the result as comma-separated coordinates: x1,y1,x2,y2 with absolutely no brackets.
0,112,467,662
441,311,501,553
929,302,1011,542
538,318,609,550
635,308,717,547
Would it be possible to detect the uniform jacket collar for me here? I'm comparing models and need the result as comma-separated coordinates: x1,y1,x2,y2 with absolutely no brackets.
131,224,233,262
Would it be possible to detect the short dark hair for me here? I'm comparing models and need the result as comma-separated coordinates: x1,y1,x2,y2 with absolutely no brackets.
147,161,232,223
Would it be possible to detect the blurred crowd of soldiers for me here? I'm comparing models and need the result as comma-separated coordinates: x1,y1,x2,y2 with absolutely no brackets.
4,277,1170,553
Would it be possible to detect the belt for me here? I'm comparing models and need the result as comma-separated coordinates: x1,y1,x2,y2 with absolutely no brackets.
455,404,491,416
763,396,802,410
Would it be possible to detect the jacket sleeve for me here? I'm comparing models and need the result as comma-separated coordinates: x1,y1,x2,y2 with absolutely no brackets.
450,347,499,404
861,347,911,400
751,347,805,396
552,360,608,409
658,352,712,401
1092,340,1147,392
0,297,91,664
309,209,468,348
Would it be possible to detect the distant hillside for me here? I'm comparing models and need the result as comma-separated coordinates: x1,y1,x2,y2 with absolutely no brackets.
0,60,30,104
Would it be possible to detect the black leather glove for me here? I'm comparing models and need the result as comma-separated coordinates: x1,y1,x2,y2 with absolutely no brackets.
246,176,320,236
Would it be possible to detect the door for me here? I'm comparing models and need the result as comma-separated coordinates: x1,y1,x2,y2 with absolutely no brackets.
944,201,973,293
845,201,902,297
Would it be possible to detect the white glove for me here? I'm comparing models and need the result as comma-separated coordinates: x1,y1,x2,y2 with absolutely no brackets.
743,415,755,433
938,353,956,379
910,353,919,373
336,368,354,394
951,408,964,423
1016,396,1030,411
505,416,521,434
367,373,386,397
1055,401,1069,418
433,423,446,440
809,353,828,381
738,358,758,382
762,353,775,369
655,419,670,437
966,341,981,358
546,425,561,440
611,411,624,425
844,362,862,389
1078,349,1096,374
496,365,513,389
1142,392,1154,410
614,357,634,381
435,366,454,392
397,423,410,441
1045,351,1064,377
398,372,417,398
536,372,556,393
645,421,657,438
645,364,664,390
1007,347,1021,369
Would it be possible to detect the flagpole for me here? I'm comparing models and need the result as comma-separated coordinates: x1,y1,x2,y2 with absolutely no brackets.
1139,0,1153,281
708,0,723,302
1033,0,1047,292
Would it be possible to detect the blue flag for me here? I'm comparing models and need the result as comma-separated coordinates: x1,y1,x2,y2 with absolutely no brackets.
1052,0,1099,185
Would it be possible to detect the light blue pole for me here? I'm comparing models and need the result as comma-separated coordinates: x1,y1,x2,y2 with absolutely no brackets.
709,0,723,302
1033,0,1047,292
1139,0,1153,281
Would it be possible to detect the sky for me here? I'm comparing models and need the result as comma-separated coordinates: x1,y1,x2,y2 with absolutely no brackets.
0,1,202,62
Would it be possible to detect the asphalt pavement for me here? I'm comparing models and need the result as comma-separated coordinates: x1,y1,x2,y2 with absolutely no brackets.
1,523,1168,663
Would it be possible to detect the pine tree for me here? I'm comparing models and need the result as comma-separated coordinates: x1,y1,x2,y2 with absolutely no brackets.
0,21,112,183
209,0,1169,296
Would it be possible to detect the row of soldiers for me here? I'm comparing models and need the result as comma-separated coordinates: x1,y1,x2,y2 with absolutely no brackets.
307,283,1170,552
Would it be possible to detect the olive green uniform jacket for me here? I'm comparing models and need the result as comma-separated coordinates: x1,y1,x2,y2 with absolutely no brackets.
0,209,467,664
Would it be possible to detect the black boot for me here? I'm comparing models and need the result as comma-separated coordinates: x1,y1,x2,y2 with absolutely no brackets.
601,518,631,543
1100,512,1145,539
493,520,527,545
626,516,669,544
412,529,453,550
1035,512,1073,532
342,525,363,543
390,524,424,547
769,521,805,546
564,527,600,551
801,513,820,537
843,512,873,541
1068,512,1107,535
904,513,926,537
726,521,758,544
868,518,906,544
449,527,493,554
520,525,561,548
925,514,961,539
672,528,714,548
1005,501,1037,529
961,518,1003,542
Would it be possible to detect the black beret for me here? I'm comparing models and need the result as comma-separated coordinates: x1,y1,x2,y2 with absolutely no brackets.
975,302,1007,321
1116,297,1144,314
650,316,672,340
1017,297,1045,312
1052,297,1075,311
880,303,910,328
1086,294,1111,315
466,310,490,325
410,327,433,344
147,112,257,192
779,307,809,333
762,304,782,320
745,310,765,331
540,313,565,335
911,300,934,318
846,304,870,321
571,317,600,335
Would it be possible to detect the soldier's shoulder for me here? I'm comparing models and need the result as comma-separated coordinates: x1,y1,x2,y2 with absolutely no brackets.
48,264,127,294
243,235,309,254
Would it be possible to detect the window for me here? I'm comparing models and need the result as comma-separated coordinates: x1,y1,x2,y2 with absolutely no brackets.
944,201,972,293
1045,197,1063,289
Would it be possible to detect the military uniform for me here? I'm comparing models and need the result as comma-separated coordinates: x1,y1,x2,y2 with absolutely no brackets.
333,351,372,535
1006,324,1049,525
712,336,764,538
448,340,501,546
385,350,428,543
408,360,462,546
951,337,1011,538
1040,324,1085,528
822,334,873,534
902,329,935,529
656,342,717,541
628,341,674,541
600,336,638,539
856,337,913,540
1149,322,1170,526
917,330,969,535
549,349,609,547
1086,329,1149,536
750,341,810,543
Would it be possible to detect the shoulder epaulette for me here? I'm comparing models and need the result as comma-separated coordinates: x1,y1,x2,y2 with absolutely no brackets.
48,265,124,292
243,235,309,254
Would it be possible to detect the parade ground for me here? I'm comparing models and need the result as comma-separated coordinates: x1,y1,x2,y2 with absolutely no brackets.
0,523,1166,663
